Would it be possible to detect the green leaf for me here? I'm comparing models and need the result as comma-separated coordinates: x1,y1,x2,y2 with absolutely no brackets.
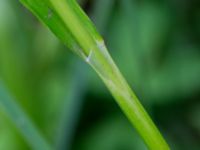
0,82,51,150
19,0,170,149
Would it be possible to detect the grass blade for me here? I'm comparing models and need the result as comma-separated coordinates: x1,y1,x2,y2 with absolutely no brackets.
0,82,51,150
19,0,170,149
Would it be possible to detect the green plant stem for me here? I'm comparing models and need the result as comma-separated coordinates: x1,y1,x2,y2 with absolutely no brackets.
19,0,170,149
90,46,169,150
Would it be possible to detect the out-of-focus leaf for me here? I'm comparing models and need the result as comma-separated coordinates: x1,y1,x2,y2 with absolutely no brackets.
0,82,51,150
146,46,200,103
90,0,115,34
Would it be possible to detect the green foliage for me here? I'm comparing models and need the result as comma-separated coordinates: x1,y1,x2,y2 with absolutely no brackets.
0,83,51,150
18,0,169,149
1,0,200,150
19,0,169,149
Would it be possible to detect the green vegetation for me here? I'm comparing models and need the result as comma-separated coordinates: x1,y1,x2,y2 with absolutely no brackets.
0,0,200,150
19,0,169,149
0,83,51,150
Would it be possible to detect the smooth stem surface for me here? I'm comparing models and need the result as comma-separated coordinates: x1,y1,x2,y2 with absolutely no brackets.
20,0,170,149
87,43,170,150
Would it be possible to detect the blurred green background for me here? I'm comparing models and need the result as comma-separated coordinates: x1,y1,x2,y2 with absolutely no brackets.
0,0,200,149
